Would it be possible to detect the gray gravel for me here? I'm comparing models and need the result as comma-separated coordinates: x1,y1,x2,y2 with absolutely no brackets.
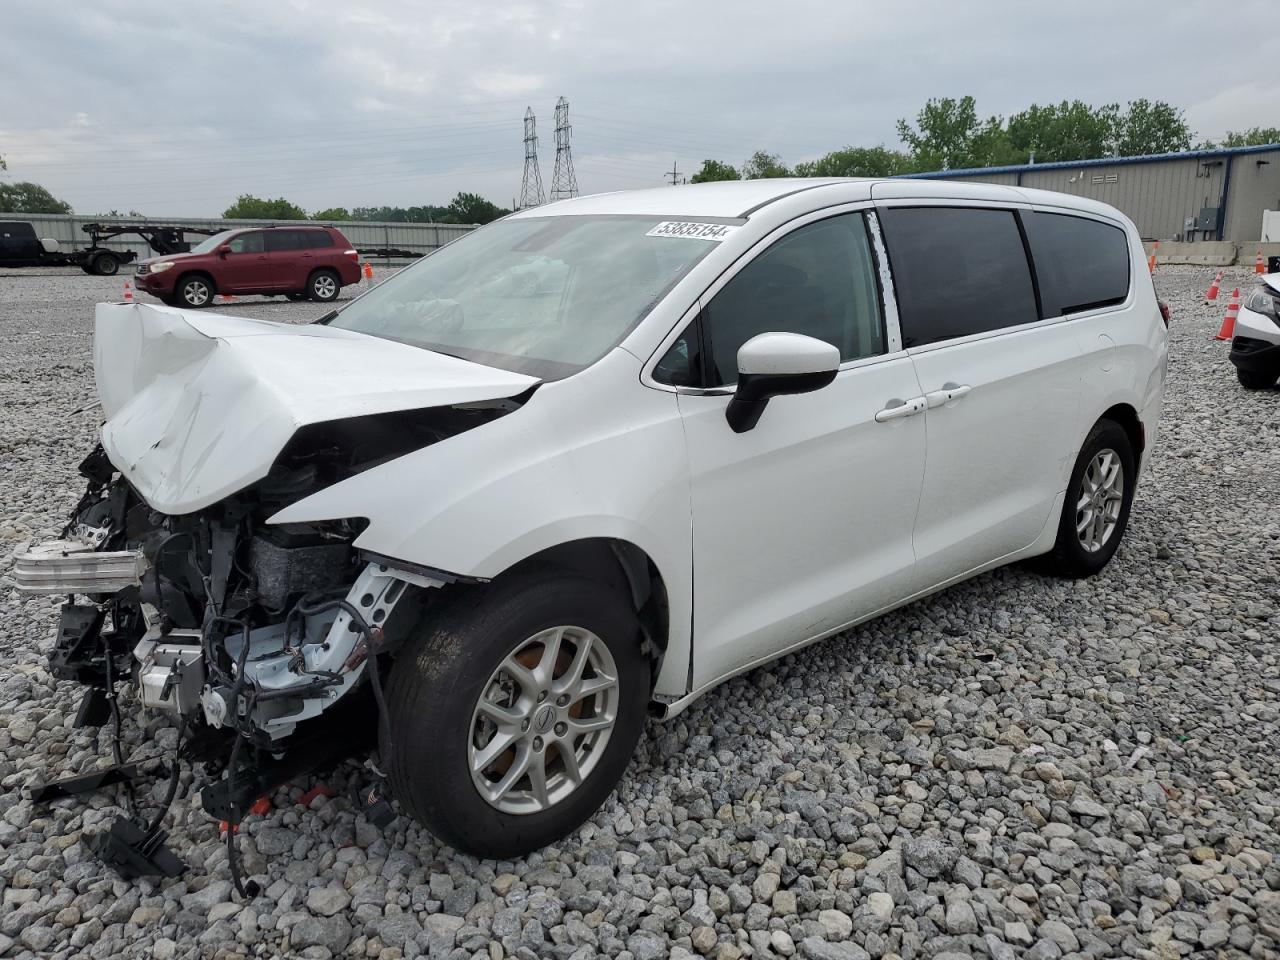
1,265,1278,960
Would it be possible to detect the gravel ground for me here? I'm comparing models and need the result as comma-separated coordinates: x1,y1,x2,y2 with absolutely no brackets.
0,265,1277,960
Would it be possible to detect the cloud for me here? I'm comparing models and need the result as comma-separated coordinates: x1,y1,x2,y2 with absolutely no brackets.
0,0,1272,216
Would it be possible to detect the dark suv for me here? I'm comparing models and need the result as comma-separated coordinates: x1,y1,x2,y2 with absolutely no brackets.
135,225,362,308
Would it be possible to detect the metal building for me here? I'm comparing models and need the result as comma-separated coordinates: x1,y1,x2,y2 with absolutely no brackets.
906,143,1280,242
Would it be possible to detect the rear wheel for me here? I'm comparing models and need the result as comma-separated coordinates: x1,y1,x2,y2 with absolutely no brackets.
92,252,120,276
307,269,339,302
384,573,650,857
176,274,214,308
1039,419,1135,578
1237,367,1278,389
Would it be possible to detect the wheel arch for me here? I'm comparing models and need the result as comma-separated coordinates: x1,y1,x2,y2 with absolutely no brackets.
491,537,671,692
175,269,217,298
1097,402,1145,462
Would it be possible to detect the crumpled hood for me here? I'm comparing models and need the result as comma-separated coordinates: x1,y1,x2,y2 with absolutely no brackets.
94,302,538,514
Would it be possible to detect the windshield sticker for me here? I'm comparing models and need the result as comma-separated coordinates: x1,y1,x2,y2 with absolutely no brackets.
646,221,738,241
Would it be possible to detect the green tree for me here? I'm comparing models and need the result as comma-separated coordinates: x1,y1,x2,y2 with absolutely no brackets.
1113,99,1191,156
0,181,72,214
741,151,789,179
1006,100,1118,163
897,96,1018,171
0,155,6,171
1211,127,1280,148
311,207,351,221
794,145,914,178
690,159,741,183
441,192,508,225
349,204,452,223
222,194,308,219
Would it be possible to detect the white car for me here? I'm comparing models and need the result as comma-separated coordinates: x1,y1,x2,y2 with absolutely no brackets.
20,178,1167,861
1230,274,1280,388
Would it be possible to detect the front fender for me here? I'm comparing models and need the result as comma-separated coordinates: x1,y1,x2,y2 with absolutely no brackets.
271,348,694,697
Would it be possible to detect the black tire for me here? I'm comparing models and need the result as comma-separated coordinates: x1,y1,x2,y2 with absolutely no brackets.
1039,419,1136,579
307,269,340,302
176,274,215,308
1236,367,1278,389
287,293,308,302
383,572,650,858
92,252,119,276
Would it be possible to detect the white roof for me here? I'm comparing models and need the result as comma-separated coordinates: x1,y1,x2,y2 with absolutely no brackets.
508,177,1129,225
510,179,855,220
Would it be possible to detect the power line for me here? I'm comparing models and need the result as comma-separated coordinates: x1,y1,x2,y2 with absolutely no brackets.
518,106,545,209
666,161,686,185
549,96,579,202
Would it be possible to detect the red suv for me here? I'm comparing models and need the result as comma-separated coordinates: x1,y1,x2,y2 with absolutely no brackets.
134,225,362,308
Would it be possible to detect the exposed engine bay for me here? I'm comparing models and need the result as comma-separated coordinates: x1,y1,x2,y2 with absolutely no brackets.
17,396,524,887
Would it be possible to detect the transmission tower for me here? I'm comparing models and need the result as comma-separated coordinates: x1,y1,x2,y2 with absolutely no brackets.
550,96,579,201
518,107,545,209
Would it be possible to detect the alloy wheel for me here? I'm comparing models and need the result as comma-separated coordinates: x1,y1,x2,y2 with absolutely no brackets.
469,625,619,815
1075,448,1124,553
313,274,337,299
183,279,211,307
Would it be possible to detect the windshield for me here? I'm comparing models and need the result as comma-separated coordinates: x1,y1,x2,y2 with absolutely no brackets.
188,230,238,255
327,215,724,378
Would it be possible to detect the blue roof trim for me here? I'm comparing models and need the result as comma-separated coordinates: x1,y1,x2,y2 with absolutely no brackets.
901,142,1280,179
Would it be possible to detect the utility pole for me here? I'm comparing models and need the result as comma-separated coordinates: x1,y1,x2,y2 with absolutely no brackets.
666,161,685,186
550,96,580,201
518,107,545,209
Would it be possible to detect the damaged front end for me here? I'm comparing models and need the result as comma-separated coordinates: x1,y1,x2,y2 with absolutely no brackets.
20,441,439,744
20,302,538,885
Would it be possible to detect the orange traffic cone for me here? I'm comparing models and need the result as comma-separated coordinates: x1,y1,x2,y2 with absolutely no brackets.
1257,248,1267,274
1205,270,1223,301
122,280,133,303
1214,288,1240,341
1147,253,1156,274
363,262,374,281
216,292,236,304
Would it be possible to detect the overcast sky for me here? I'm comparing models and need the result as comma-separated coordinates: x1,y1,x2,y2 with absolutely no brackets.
0,0,1271,217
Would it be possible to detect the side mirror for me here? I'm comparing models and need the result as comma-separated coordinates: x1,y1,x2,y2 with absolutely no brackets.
725,332,840,433
217,245,231,257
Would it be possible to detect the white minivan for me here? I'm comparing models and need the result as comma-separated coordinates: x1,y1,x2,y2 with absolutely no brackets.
22,178,1167,860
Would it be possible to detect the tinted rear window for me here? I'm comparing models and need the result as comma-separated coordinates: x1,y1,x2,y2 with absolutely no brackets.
1023,211,1130,316
879,207,1038,347
265,230,308,252
305,231,335,248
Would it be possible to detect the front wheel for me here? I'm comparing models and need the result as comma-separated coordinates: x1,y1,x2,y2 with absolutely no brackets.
176,275,215,308
384,573,650,857
1039,419,1136,578
1237,367,1278,389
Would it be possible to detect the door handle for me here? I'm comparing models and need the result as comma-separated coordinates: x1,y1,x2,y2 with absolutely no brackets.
874,396,926,422
924,382,971,408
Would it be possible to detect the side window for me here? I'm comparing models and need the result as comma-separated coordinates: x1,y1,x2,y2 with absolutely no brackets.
691,213,884,387
265,230,308,252
1023,212,1129,316
653,322,701,387
306,231,335,249
227,231,265,254
879,207,1038,347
